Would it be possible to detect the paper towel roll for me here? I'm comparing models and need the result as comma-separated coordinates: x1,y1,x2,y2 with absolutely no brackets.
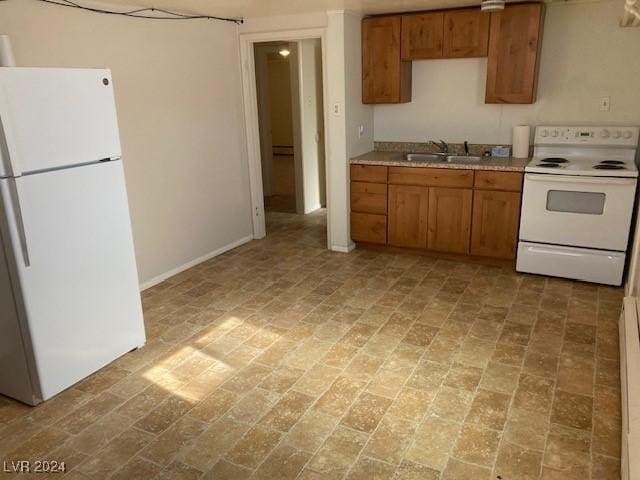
0,35,16,67
512,125,530,158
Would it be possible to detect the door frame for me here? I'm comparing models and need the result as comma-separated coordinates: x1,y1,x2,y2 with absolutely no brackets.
239,28,329,242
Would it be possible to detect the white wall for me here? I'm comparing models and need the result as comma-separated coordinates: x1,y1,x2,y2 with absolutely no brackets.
325,11,374,252
374,0,640,144
0,1,253,288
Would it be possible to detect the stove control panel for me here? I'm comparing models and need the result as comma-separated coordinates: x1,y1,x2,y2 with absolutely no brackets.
535,126,639,146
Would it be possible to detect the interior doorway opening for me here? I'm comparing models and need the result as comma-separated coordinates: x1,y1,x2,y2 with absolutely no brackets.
254,39,327,223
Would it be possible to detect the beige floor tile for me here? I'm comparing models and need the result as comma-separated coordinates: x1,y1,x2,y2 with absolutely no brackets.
430,386,473,422
512,374,554,415
442,458,491,480
406,415,461,471
504,407,549,451
480,361,520,394
346,456,396,480
341,392,392,433
110,456,162,480
0,211,621,480
180,416,249,471
294,364,342,396
522,351,559,379
203,459,252,480
406,361,449,391
284,410,339,453
491,343,526,367
258,365,305,394
253,443,312,480
139,415,207,466
453,423,501,466
224,425,281,468
394,460,440,480
259,390,315,432
466,389,511,430
363,415,416,464
314,376,367,417
550,390,593,431
494,441,543,480
307,426,369,477
443,363,483,391
187,388,238,423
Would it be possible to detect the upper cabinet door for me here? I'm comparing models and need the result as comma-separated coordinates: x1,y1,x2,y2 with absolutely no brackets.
363,16,412,104
401,12,444,60
443,8,490,58
485,3,545,104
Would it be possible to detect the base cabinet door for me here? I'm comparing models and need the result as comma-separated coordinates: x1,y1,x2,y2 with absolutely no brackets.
427,187,472,253
388,184,429,248
351,212,387,244
470,189,521,259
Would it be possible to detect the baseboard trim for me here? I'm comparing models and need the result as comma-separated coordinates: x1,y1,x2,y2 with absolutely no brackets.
139,235,254,291
331,242,355,253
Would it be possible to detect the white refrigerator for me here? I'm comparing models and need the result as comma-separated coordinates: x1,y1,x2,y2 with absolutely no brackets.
0,67,146,405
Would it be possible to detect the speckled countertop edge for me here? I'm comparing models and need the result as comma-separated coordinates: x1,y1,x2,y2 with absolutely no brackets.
350,150,530,172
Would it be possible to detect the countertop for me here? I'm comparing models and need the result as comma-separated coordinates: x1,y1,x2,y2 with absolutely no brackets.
350,151,530,172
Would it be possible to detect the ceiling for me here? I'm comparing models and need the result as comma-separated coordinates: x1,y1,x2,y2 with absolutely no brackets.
97,0,493,20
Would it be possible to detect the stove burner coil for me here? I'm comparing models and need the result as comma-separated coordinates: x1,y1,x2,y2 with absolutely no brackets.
593,165,626,170
540,157,568,163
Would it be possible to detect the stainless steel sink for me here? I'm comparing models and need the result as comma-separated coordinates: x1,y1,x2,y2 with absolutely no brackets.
404,153,482,164
404,153,447,162
446,155,482,164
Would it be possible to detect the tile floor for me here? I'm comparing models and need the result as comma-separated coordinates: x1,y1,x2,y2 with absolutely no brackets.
0,210,623,479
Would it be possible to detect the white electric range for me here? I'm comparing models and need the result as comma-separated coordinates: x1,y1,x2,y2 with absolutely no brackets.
516,125,639,286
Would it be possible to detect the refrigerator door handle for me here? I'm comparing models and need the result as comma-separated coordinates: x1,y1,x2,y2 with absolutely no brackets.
10,181,30,267
0,95,23,177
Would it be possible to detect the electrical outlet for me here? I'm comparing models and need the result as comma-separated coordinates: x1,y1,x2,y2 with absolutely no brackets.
332,102,341,116
600,96,610,112
358,124,364,139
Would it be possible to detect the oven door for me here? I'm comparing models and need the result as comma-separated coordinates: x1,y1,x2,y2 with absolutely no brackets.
520,173,637,251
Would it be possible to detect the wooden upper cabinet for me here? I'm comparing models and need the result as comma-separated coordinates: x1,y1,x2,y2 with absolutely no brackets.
485,3,545,104
388,184,429,248
363,16,412,104
443,9,490,58
427,187,472,254
401,12,444,60
470,189,522,259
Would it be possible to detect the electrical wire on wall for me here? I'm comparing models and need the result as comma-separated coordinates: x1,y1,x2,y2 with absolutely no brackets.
1,0,243,24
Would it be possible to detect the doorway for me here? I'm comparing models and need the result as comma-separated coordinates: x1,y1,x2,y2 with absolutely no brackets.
253,39,327,225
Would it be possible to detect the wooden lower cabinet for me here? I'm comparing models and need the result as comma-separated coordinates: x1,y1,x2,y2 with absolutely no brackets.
470,189,522,259
388,184,429,248
427,187,473,254
351,212,387,244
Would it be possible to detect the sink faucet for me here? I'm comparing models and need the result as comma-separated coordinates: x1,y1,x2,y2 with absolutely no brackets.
429,140,449,154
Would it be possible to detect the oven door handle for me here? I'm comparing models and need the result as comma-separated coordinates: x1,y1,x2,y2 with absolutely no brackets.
525,173,637,186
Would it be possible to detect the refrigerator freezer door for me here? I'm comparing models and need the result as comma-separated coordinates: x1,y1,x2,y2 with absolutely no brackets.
0,160,145,402
0,68,121,177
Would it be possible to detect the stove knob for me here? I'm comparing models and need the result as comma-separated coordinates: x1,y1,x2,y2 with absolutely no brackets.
613,130,622,139
551,130,559,138
540,129,549,138
623,130,633,139
600,129,610,139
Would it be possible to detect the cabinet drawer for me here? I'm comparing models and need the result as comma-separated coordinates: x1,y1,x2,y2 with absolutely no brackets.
388,167,473,188
474,171,523,192
350,164,388,183
351,182,387,215
351,212,387,244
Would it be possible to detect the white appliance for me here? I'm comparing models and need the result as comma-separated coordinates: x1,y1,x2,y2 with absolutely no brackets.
517,125,639,286
0,68,145,405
